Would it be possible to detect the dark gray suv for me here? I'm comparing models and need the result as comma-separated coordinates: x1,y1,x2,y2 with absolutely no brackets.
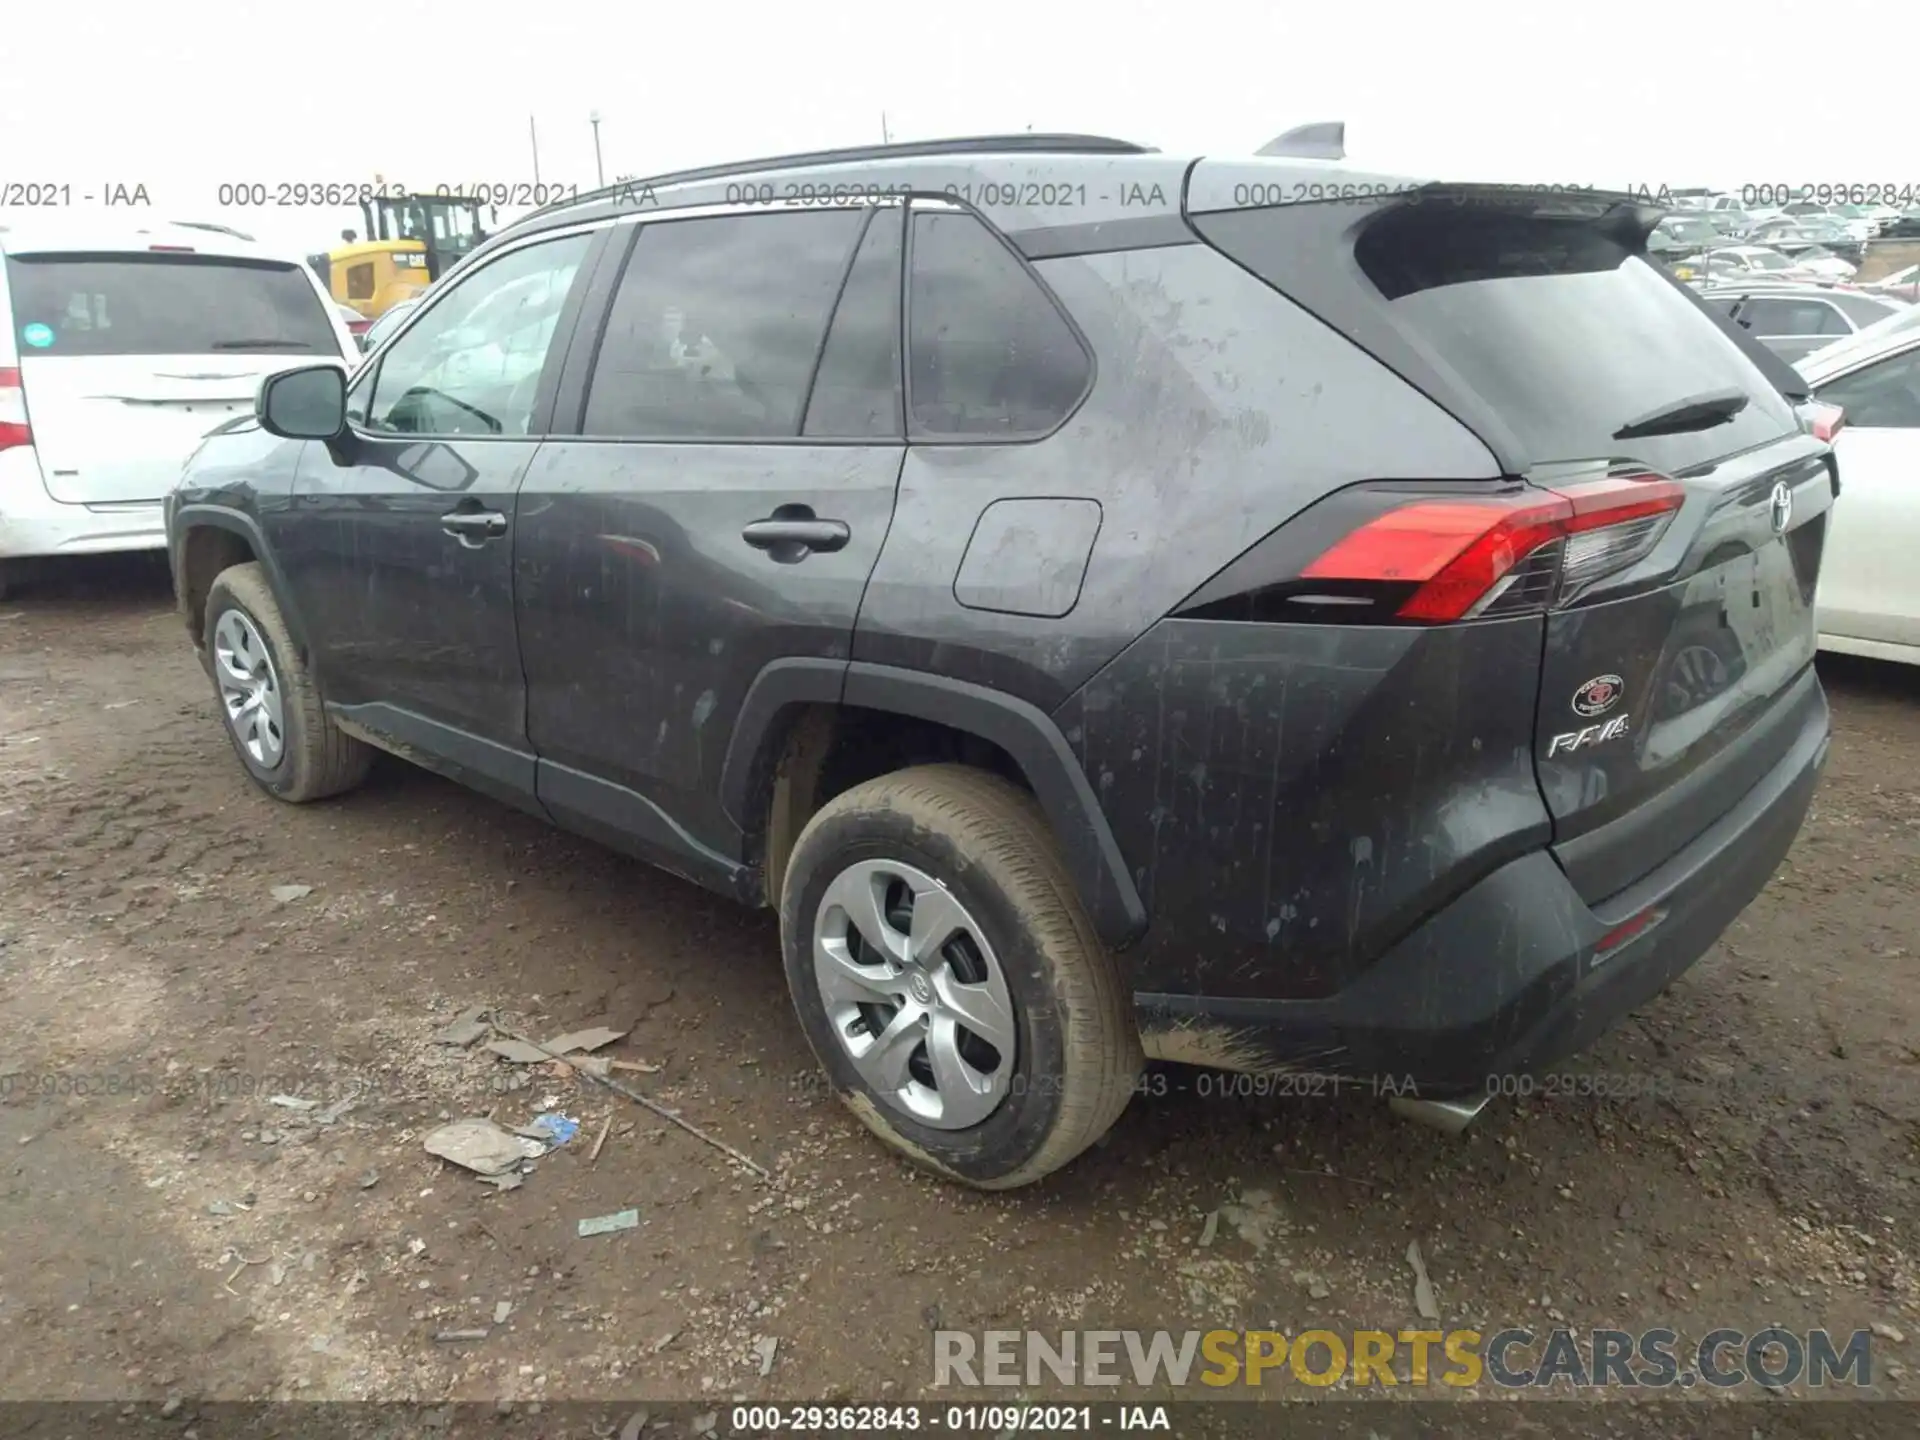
167,135,1835,1188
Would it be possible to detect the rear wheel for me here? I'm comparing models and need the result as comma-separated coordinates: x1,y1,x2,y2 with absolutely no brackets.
779,764,1141,1189
202,562,371,803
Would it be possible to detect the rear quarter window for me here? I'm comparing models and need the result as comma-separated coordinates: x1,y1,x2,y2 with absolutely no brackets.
906,209,1091,439
4,252,340,358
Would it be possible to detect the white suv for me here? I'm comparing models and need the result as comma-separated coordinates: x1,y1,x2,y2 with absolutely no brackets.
0,221,354,596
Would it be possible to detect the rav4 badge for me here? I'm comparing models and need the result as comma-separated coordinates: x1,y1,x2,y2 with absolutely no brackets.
1548,714,1631,758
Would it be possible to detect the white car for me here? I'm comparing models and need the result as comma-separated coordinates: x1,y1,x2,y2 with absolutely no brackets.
1697,245,1811,284
1862,264,1920,304
1797,310,1920,666
0,221,354,596
1786,246,1860,283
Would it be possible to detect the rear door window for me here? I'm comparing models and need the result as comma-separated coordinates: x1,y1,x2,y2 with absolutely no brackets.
5,252,339,357
582,209,867,440
1739,297,1850,337
802,208,904,440
1830,292,1904,328
1816,347,1920,428
906,208,1091,439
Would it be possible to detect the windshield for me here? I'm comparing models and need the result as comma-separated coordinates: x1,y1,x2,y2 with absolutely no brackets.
1749,251,1794,271
5,252,340,357
429,204,481,251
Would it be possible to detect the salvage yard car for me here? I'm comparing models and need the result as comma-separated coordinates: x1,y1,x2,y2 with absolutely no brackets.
1700,282,1908,362
166,135,1835,1188
1798,311,1920,666
1,221,355,597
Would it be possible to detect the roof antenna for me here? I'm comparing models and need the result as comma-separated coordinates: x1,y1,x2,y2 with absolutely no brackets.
1256,121,1344,161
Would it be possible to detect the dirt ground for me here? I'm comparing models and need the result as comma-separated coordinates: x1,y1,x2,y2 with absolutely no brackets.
2,555,1917,1426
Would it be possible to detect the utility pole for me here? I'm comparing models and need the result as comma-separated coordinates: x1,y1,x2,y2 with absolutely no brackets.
589,111,605,187
881,111,891,143
530,115,541,185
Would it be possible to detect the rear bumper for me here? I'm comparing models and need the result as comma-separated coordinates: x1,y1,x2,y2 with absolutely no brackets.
1134,680,1829,1094
0,449,166,559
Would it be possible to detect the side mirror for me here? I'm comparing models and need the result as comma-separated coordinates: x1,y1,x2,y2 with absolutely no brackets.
258,364,348,440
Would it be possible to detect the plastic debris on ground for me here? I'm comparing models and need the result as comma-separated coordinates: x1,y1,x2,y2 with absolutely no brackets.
1407,1238,1441,1319
430,1006,492,1048
577,1208,640,1237
518,1113,579,1147
484,1019,631,1065
423,1118,528,1178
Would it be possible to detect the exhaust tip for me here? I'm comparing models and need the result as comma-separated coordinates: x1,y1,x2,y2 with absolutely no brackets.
1390,1092,1491,1135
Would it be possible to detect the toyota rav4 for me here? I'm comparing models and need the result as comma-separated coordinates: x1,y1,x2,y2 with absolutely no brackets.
166,133,1834,1189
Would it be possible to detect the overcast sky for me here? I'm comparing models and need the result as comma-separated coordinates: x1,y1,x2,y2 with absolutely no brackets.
2,0,1906,254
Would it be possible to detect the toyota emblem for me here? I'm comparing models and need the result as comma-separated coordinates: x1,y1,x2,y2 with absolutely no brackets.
1769,481,1793,534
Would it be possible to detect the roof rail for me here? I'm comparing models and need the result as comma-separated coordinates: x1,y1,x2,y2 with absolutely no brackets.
526,133,1156,219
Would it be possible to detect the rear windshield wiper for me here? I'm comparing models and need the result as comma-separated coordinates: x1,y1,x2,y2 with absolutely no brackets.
1612,387,1750,441
210,338,314,350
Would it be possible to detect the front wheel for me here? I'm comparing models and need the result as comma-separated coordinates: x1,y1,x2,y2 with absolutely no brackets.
779,764,1141,1189
202,562,371,803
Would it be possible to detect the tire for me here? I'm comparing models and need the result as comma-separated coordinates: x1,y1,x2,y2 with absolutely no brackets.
779,763,1141,1189
202,562,371,803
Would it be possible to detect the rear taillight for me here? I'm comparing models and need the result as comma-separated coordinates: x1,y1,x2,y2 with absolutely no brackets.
1300,473,1686,622
1807,403,1844,442
0,367,31,453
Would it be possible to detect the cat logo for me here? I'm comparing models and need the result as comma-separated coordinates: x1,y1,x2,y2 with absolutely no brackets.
1572,674,1624,718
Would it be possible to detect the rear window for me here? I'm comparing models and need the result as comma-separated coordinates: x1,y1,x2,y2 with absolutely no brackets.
4,252,339,358
1348,206,1798,473
1831,292,1903,326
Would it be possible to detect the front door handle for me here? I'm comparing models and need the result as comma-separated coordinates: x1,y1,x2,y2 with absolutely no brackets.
741,512,850,558
441,508,508,547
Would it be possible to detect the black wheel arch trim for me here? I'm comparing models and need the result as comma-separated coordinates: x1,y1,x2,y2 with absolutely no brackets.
169,503,310,656
719,656,850,833
720,657,1147,949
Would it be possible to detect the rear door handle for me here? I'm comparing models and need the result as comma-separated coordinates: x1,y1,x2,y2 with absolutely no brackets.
441,509,508,546
741,517,850,555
